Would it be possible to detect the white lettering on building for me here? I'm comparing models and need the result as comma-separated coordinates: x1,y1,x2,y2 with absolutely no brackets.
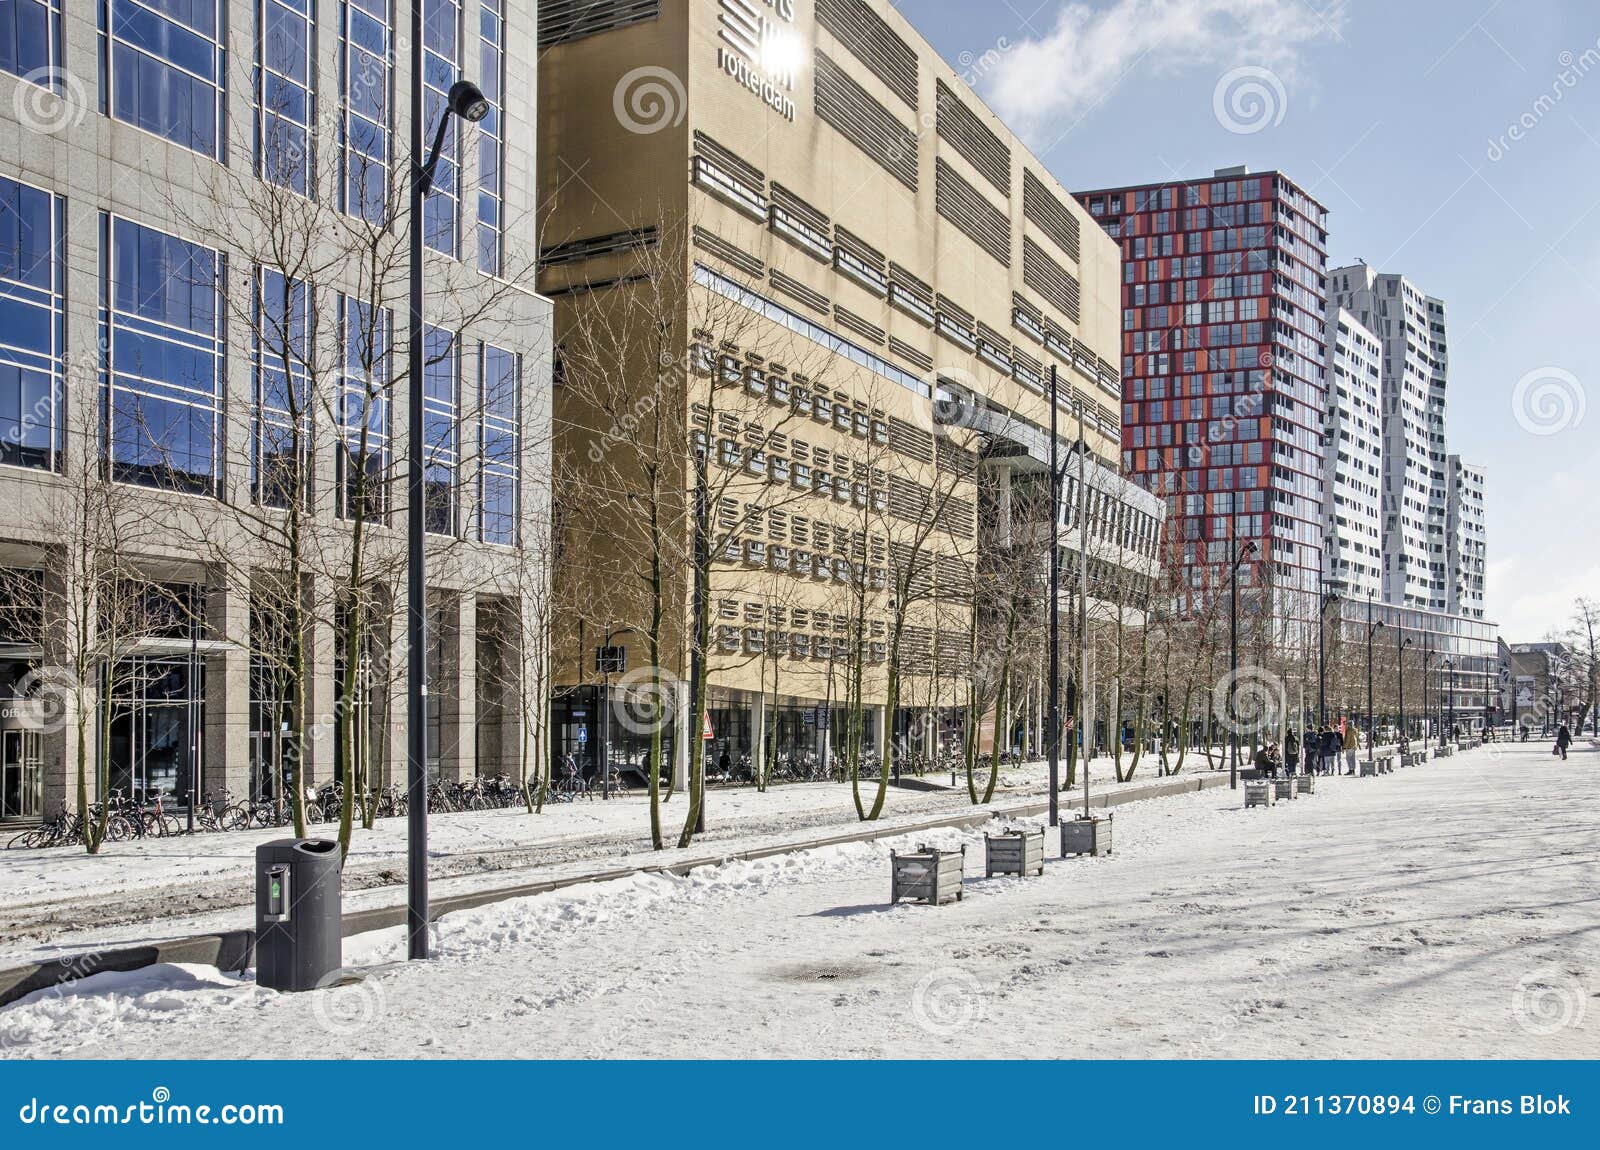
716,0,800,122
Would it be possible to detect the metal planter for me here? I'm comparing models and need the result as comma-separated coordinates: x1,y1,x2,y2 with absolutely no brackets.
985,827,1045,877
1359,760,1377,777
1272,778,1297,801
890,844,966,906
1244,779,1275,808
1060,813,1113,856
1296,775,1315,795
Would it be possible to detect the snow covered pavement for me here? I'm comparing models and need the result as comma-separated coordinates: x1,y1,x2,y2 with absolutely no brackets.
2,740,1594,1059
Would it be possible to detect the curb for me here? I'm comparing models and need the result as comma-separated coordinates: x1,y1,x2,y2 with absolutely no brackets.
1,771,1233,1007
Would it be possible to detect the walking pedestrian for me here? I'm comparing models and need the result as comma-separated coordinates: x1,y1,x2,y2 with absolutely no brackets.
1554,723,1571,761
1341,720,1359,775
1284,729,1299,776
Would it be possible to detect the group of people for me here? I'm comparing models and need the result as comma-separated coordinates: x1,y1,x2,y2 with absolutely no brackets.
1253,722,1363,778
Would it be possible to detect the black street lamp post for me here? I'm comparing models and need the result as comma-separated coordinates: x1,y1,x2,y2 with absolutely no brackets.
406,64,490,962
1397,631,1413,751
1365,593,1383,766
1228,535,1257,790
1047,366,1060,827
1317,588,1339,726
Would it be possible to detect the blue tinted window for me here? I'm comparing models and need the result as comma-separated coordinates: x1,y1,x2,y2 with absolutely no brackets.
338,294,390,520
478,343,517,544
103,215,222,494
0,175,64,472
258,0,313,193
0,0,61,83
341,0,391,220
105,0,225,158
423,324,457,534
253,269,312,507
422,0,460,256
475,0,502,273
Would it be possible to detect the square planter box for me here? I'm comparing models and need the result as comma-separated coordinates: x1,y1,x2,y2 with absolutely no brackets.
890,844,966,906
1061,814,1113,856
1296,775,1315,795
985,827,1045,877
1244,780,1274,808
1272,778,1297,801
1359,760,1377,777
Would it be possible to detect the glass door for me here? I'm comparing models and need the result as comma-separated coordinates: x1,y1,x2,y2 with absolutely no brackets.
1,730,42,819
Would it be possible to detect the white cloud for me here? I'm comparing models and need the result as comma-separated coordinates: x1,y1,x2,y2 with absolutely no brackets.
981,0,1346,138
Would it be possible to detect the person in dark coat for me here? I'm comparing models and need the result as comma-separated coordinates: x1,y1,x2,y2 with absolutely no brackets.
1555,724,1572,761
1283,729,1299,776
1320,726,1341,776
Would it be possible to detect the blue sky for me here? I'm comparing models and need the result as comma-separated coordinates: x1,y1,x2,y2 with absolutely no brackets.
895,0,1597,641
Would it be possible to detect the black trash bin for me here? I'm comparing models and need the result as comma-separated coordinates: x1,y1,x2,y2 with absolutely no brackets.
255,838,342,992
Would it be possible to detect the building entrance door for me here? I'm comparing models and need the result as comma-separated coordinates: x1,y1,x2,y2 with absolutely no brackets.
1,729,42,820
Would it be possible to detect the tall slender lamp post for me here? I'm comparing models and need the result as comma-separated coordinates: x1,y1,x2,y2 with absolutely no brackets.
1047,366,1061,826
1227,536,1258,789
406,66,490,962
1317,588,1339,725
1397,632,1413,751
1440,658,1453,750
1365,593,1383,767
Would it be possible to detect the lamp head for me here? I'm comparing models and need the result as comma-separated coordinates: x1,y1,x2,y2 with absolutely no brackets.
447,80,491,123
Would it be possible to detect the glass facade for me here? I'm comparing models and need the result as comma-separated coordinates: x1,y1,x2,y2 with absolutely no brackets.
1,0,60,83
253,268,312,507
423,324,458,535
475,0,503,273
479,343,518,544
338,293,391,520
102,216,223,495
340,0,391,221
257,0,314,193
0,175,64,472
104,0,226,158
422,0,461,255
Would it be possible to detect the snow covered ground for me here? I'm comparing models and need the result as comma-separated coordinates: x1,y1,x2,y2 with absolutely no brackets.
0,756,1185,955
3,740,1592,1059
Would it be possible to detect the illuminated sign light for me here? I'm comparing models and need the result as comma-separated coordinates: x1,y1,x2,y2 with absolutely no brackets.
716,0,800,122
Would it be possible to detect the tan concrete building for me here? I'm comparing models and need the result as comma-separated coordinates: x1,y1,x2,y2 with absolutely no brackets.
538,0,1161,781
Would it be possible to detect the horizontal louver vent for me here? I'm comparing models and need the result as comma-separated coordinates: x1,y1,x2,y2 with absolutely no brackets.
834,225,884,267
692,226,763,278
1023,237,1081,324
888,337,932,373
537,0,658,48
1023,170,1081,263
815,0,918,109
815,50,918,191
694,131,765,187
539,226,658,269
770,184,831,236
769,270,829,314
935,80,1010,195
886,418,933,464
935,159,1010,267
835,306,886,345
